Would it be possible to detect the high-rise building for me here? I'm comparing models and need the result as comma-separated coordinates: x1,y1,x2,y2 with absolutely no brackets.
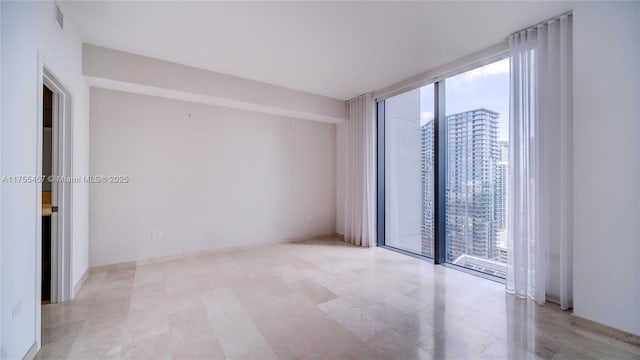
498,140,509,162
420,119,435,257
495,161,509,233
445,109,499,261
495,141,509,261
419,109,507,269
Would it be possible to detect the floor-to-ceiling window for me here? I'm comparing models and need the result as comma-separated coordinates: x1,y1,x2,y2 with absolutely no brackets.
378,57,510,280
383,84,434,257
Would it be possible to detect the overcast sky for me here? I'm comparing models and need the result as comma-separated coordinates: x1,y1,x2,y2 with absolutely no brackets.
419,58,510,141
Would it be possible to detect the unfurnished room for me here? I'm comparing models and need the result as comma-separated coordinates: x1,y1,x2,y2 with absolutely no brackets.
1,1,639,359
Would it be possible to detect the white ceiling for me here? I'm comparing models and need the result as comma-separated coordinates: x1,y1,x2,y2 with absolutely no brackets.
64,1,573,100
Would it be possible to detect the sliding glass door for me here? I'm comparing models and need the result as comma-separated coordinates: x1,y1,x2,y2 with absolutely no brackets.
378,57,510,279
444,59,510,278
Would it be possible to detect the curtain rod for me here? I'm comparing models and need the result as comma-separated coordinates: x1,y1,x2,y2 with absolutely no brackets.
512,10,573,35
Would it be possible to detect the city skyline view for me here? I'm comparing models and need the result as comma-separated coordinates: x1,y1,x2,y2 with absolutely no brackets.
421,108,509,278
445,58,510,278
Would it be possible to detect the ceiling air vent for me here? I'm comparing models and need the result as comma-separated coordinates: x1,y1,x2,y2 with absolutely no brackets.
56,4,64,30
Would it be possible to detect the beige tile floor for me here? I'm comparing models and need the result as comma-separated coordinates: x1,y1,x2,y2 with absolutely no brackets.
37,238,640,359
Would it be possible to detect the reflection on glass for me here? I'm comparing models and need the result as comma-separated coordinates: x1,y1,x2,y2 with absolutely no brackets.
444,58,510,278
385,84,434,257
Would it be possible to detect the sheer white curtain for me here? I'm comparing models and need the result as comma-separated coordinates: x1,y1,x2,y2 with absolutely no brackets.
507,14,573,310
344,93,376,247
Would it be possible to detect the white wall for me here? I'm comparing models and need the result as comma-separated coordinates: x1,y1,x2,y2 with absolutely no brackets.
335,122,345,235
0,1,90,358
83,44,346,124
90,89,336,267
573,2,640,336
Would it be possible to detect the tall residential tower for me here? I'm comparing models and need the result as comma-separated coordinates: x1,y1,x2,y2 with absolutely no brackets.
420,119,435,257
445,109,499,261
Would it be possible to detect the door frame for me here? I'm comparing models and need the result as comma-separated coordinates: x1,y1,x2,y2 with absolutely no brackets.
35,53,73,347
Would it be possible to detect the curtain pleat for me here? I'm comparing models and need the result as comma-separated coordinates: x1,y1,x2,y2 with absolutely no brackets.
344,94,376,247
507,14,573,310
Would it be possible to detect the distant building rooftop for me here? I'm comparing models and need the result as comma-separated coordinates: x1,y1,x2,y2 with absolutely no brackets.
451,253,507,278
446,108,500,118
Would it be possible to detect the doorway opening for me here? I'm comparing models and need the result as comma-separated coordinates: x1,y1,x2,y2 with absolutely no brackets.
42,84,54,304
38,64,73,312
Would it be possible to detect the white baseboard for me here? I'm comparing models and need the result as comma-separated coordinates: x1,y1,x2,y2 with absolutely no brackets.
22,342,38,360
72,268,90,298
572,315,640,346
